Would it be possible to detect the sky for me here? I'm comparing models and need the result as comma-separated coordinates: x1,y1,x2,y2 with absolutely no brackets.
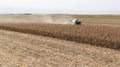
0,0,120,14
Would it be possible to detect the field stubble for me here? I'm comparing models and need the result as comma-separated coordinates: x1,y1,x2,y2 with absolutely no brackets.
0,29,120,67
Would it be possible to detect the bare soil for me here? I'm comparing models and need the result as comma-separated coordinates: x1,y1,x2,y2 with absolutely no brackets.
0,29,120,67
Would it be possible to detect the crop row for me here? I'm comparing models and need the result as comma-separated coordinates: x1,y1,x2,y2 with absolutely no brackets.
0,23,120,50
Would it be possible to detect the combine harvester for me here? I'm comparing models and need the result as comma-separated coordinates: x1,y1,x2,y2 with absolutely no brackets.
68,19,82,25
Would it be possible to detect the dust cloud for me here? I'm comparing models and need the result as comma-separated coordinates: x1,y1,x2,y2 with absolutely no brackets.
42,15,74,24
0,14,75,24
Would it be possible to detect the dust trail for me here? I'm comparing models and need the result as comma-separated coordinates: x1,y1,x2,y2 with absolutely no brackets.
37,15,74,24
56,15,74,24
41,15,53,23
0,14,75,24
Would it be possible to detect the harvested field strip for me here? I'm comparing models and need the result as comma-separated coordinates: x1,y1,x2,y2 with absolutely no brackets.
0,23,120,50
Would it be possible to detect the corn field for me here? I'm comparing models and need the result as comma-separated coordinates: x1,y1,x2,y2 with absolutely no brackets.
0,23,120,50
